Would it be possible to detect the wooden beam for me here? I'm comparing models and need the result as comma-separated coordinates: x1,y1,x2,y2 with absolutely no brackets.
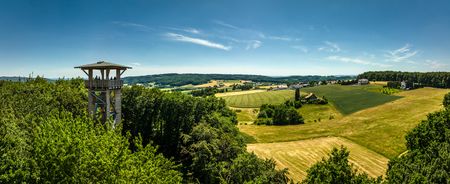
106,69,110,80
100,69,104,80
82,69,88,76
120,69,127,76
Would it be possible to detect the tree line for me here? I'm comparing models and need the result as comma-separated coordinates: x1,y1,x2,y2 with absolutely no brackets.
123,73,355,86
358,71,450,88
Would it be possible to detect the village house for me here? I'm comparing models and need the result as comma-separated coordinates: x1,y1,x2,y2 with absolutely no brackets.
358,79,369,85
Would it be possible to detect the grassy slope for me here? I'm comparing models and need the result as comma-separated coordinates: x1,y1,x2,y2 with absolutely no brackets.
221,90,295,108
247,137,389,181
302,85,402,115
215,89,266,97
239,87,449,158
298,104,342,123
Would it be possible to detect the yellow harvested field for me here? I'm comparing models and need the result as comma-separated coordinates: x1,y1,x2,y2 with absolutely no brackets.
370,81,388,86
194,80,248,88
194,80,219,88
215,89,266,97
247,137,389,182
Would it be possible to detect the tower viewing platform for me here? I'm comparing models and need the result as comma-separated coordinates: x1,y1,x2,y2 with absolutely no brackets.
75,61,132,126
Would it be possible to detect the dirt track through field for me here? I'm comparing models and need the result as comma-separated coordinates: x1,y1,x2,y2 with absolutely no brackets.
247,137,389,182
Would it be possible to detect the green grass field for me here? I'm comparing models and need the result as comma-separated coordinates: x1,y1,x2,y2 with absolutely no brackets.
221,90,294,108
302,85,402,115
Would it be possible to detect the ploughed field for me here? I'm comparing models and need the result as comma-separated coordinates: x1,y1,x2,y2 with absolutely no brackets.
217,85,450,182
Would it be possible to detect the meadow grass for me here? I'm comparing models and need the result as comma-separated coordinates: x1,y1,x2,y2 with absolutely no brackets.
247,137,389,182
221,90,295,108
302,85,402,115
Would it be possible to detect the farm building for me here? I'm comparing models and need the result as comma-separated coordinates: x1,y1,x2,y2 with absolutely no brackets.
273,84,288,90
401,81,407,89
304,93,318,101
358,79,369,85
289,83,303,89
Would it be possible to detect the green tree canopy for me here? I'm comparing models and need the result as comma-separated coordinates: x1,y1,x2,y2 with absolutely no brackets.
302,146,381,184
385,110,450,183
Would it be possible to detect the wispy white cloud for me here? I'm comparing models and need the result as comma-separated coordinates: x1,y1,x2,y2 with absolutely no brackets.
131,62,141,66
165,33,231,51
213,20,240,30
424,60,447,69
326,55,391,67
112,21,153,31
385,44,418,63
246,40,262,50
166,27,201,34
291,45,309,53
267,36,291,41
318,41,341,53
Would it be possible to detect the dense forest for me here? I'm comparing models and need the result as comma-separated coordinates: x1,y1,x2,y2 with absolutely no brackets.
1,78,449,183
0,78,289,183
358,71,450,88
123,73,355,86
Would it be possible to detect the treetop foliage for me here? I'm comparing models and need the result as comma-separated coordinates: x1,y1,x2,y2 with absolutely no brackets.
385,109,450,183
302,146,382,184
121,85,292,183
0,79,182,183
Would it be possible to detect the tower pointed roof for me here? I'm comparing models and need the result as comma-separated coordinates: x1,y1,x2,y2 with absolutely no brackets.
74,61,132,70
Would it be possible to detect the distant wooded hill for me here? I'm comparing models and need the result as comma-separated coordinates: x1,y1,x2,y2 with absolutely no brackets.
0,76,54,82
123,73,355,86
358,71,450,88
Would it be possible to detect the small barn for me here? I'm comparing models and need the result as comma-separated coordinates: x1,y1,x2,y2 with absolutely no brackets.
304,93,318,101
358,79,369,85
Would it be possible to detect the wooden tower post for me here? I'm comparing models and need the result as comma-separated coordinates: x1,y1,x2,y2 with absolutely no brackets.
75,61,132,126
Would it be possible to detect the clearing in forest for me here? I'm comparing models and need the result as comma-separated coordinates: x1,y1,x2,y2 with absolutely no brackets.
247,137,389,182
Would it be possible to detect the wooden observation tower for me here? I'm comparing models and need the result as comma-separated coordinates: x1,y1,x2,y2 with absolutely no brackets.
75,61,132,126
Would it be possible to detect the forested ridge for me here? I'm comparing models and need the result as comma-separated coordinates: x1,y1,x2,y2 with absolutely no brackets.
358,71,450,88
123,73,355,86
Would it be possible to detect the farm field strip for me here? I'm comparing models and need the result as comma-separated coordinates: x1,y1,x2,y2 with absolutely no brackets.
247,137,389,182
215,89,266,97
221,90,295,108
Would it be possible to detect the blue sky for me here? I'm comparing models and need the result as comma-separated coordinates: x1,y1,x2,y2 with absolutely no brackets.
1,0,449,78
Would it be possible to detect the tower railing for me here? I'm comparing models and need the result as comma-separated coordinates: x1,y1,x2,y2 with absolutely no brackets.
84,79,123,90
